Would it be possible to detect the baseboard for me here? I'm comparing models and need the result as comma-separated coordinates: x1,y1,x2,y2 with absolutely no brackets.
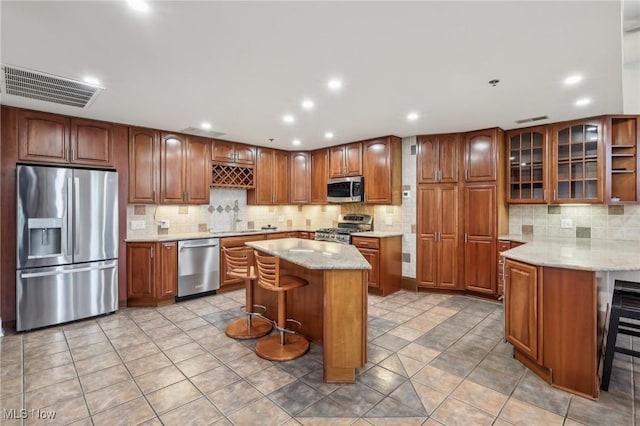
0,317,3,337
401,276,417,291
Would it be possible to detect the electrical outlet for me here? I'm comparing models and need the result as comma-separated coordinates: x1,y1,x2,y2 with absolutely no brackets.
402,190,411,199
159,220,170,229
277,216,284,223
130,220,146,230
560,218,573,228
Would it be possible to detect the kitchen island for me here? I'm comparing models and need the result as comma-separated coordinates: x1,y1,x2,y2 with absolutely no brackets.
500,236,640,399
245,238,371,383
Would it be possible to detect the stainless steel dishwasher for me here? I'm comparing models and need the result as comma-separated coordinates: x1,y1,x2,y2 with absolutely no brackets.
177,238,220,298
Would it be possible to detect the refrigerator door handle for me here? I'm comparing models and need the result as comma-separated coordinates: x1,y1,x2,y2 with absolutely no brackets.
67,177,74,257
74,177,80,255
20,262,117,278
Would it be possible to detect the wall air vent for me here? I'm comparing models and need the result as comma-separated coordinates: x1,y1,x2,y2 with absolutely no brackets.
180,127,226,138
515,115,549,124
1,65,103,108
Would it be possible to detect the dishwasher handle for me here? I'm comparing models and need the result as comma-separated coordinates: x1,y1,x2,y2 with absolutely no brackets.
180,242,219,250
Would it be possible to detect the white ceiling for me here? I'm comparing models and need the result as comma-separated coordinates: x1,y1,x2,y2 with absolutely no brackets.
0,1,632,151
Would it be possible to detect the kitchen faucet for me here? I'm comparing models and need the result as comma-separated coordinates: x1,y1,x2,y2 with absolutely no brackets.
232,200,241,231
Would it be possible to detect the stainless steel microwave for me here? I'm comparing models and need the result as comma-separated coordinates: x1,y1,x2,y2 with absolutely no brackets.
327,176,364,203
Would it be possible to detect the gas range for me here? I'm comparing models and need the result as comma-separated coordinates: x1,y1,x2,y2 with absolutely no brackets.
315,214,373,245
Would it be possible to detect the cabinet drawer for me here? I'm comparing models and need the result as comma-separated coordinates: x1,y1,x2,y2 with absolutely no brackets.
498,241,511,252
221,235,265,248
351,237,380,249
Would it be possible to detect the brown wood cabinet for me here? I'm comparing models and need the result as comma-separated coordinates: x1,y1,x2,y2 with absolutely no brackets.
219,234,266,290
129,127,159,203
329,142,362,178
211,139,255,166
417,185,461,289
352,235,401,296
463,184,498,294
464,128,500,182
506,126,549,203
310,149,329,204
290,152,311,204
18,110,115,167
127,241,177,306
159,133,210,204
417,133,460,183
550,118,604,203
505,259,539,359
362,136,402,205
247,148,290,205
606,115,640,203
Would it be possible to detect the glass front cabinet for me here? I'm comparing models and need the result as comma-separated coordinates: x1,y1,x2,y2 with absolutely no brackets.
506,126,548,203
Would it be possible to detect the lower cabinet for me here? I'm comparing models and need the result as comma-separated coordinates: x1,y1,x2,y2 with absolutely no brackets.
352,235,401,296
504,259,600,399
127,241,177,306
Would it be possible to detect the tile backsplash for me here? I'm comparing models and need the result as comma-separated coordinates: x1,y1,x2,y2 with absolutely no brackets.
508,204,640,240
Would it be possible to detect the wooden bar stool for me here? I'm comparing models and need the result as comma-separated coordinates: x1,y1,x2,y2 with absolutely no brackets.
253,250,309,361
223,247,273,339
601,280,640,391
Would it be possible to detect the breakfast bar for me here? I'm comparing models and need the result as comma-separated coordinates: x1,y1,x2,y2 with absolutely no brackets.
245,238,371,383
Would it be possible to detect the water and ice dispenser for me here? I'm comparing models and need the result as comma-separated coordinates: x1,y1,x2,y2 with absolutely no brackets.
27,218,63,259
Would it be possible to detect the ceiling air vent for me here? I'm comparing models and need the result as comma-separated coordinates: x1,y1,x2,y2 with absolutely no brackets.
180,127,226,138
515,115,549,125
1,65,103,108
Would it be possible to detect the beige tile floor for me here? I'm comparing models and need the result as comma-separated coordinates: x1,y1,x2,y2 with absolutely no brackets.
0,289,637,425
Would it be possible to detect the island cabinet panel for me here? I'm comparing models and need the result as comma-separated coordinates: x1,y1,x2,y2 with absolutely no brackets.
463,184,497,294
126,241,177,306
17,111,116,167
247,147,290,205
362,136,402,205
128,127,159,203
417,133,460,183
310,148,329,204
505,259,539,360
464,128,499,182
290,152,311,204
352,235,401,296
329,142,362,178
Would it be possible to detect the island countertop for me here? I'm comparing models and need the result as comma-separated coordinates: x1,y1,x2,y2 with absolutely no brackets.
500,236,640,271
246,238,371,270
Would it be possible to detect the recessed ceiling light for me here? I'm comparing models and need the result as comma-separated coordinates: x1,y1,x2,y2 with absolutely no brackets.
301,99,314,110
328,79,343,91
575,98,591,106
292,139,301,146
324,132,334,139
564,74,583,85
200,122,212,130
83,76,101,86
407,112,419,121
283,114,295,124
127,0,150,12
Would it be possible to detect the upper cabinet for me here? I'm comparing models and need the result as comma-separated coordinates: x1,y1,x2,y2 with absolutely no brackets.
464,128,501,182
550,118,603,203
129,127,160,203
506,126,548,203
290,152,311,204
362,136,402,205
417,133,460,183
18,110,115,167
159,133,210,205
310,149,329,204
247,147,290,205
329,142,362,178
606,115,639,204
211,139,255,166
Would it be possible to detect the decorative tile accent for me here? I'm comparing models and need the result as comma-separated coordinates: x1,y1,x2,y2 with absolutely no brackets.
522,225,533,235
208,205,214,213
403,185,411,191
608,205,624,215
216,205,223,213
268,206,275,213
410,145,417,155
247,221,255,230
576,227,591,239
411,224,416,233
198,224,207,232
321,205,327,212
157,228,168,235
179,206,189,214
298,205,303,212
134,205,146,215
306,219,311,227
402,253,411,263
224,205,231,213
547,206,561,214
287,220,293,228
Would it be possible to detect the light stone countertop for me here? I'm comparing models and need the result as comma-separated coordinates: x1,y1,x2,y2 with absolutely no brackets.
351,231,403,238
246,238,372,270
125,229,314,242
500,235,640,271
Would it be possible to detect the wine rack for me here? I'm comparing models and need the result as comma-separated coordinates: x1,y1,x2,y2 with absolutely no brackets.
211,165,254,188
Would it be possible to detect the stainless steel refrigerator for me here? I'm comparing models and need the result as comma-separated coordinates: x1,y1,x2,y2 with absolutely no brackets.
16,165,119,331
